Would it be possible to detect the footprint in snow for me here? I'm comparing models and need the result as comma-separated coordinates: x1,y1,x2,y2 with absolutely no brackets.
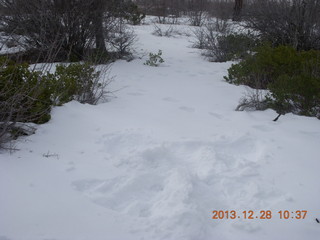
65,166,76,172
208,112,223,119
127,92,144,96
179,106,195,113
162,97,179,103
252,125,273,132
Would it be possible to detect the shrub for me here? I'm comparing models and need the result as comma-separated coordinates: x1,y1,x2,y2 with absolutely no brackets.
0,59,111,149
49,63,110,106
268,65,320,117
243,0,320,51
192,27,208,49
193,27,259,62
236,89,269,111
225,45,320,118
202,32,258,62
209,18,230,35
0,0,99,62
188,11,208,27
0,1,140,63
152,24,176,37
124,2,146,25
225,45,305,88
0,57,52,125
192,20,258,62
0,57,52,149
144,50,164,67
186,0,209,26
107,20,137,59
192,19,230,50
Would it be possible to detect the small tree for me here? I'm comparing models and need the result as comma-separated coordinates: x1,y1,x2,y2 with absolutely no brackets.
108,19,137,58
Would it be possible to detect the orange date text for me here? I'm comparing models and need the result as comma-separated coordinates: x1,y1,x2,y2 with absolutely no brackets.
212,210,307,220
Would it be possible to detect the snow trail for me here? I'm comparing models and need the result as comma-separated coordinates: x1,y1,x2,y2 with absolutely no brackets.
1,23,320,240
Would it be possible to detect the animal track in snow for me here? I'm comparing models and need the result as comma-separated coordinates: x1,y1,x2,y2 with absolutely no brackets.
179,106,195,112
162,97,179,103
127,92,144,96
208,112,224,119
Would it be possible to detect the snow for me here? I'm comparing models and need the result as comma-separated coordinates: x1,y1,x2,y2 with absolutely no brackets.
0,33,26,55
1,23,320,240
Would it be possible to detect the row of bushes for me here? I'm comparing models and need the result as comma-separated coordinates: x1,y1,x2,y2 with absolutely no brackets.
0,58,110,148
225,45,320,118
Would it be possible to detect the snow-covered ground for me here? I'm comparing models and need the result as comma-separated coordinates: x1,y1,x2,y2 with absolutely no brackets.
1,23,320,240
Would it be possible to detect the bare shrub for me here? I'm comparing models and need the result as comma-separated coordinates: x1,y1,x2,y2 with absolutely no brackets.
187,0,210,26
150,0,170,24
0,0,140,62
166,15,180,25
192,19,230,49
193,19,256,62
146,0,185,24
209,18,231,34
192,27,207,49
0,0,100,61
152,23,176,37
188,12,208,27
243,0,320,50
236,88,269,111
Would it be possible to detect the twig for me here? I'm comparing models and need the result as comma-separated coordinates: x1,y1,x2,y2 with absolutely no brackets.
273,113,281,122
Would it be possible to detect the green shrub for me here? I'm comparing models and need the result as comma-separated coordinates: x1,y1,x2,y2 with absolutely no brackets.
268,65,320,117
225,45,320,118
49,63,102,105
0,58,111,151
124,3,145,25
0,57,52,124
225,45,303,88
0,60,106,125
1,59,110,149
144,50,164,67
